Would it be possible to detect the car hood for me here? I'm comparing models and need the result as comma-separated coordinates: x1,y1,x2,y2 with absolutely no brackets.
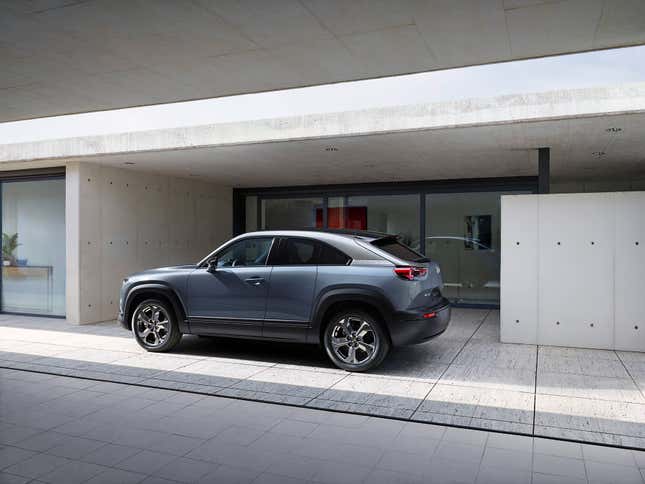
129,264,196,278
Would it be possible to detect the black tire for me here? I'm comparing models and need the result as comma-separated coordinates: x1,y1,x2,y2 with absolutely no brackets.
323,309,390,372
131,299,182,352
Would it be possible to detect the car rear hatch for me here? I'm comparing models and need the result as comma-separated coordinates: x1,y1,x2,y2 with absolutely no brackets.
367,235,446,310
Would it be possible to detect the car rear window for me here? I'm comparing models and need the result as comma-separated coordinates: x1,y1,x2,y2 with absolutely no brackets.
371,238,424,262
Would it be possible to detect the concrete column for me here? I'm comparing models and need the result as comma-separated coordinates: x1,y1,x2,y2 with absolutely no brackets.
65,162,81,324
65,162,233,324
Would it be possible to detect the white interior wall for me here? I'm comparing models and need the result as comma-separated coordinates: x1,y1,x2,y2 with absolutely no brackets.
66,162,232,324
501,192,645,352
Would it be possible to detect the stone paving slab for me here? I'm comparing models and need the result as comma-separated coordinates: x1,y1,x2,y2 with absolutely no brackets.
1,309,645,449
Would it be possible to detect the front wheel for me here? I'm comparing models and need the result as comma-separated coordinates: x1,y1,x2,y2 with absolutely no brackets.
132,299,182,352
323,310,390,372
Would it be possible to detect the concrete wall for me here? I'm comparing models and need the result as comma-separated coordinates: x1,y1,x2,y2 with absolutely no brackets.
66,163,232,324
500,192,645,352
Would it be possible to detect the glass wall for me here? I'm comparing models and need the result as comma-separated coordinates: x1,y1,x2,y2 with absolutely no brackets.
425,191,522,305
261,197,323,230
328,195,420,248
1,178,66,316
243,181,535,306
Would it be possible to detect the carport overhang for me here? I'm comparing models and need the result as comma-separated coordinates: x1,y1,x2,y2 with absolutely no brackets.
2,0,645,122
2,83,645,186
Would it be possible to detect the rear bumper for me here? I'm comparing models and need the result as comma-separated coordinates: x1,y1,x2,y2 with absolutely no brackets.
389,299,451,346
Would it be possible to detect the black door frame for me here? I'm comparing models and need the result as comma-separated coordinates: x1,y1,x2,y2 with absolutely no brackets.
0,167,66,318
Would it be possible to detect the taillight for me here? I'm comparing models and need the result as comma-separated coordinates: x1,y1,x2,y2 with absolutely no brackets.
394,266,428,280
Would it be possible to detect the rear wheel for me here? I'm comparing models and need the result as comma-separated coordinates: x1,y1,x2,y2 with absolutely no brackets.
132,299,182,352
324,310,390,372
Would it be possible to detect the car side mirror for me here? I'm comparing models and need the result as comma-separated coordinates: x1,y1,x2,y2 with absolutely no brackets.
206,258,218,273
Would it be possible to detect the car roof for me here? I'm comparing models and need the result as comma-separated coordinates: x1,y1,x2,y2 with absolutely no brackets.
241,229,394,243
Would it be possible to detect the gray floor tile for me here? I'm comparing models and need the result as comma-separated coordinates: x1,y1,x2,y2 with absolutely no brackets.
115,450,175,474
0,446,37,470
46,435,106,459
0,473,32,484
312,460,372,484
586,460,645,484
3,453,69,479
476,466,532,484
532,473,587,484
252,473,310,484
153,457,217,483
583,443,638,466
81,444,142,467
480,446,533,473
533,437,584,459
200,464,260,483
362,468,426,484
377,449,433,476
268,419,318,437
84,468,147,484
533,453,587,480
38,460,108,484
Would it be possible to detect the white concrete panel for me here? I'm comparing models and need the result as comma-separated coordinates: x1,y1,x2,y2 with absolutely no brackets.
538,193,614,348
500,195,538,344
66,163,232,324
502,191,645,352
614,192,645,351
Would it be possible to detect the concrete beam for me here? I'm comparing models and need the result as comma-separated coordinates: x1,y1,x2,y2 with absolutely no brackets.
2,83,645,165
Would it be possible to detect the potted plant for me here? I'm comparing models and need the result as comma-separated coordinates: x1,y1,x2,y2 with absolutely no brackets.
2,233,20,266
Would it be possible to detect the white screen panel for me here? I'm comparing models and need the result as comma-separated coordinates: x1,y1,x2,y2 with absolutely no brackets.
500,195,538,344
614,192,645,351
537,193,614,348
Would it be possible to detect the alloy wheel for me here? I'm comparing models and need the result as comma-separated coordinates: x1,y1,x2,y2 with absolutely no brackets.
134,303,171,348
329,316,379,365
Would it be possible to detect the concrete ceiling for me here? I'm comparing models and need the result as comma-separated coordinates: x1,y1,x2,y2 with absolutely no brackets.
2,0,645,122
78,111,645,187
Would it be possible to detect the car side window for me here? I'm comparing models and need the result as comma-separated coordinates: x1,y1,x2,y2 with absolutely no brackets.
277,238,318,265
272,238,351,266
216,237,273,268
318,242,351,265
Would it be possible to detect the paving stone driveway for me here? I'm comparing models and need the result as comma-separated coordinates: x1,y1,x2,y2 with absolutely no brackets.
0,309,644,449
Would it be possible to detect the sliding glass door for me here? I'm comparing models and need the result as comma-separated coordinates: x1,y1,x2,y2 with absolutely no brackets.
1,178,66,316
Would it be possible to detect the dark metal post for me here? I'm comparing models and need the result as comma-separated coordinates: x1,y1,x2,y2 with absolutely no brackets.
538,147,550,194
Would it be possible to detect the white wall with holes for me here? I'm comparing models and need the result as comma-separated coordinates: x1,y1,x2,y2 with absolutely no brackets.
500,192,645,352
66,162,232,324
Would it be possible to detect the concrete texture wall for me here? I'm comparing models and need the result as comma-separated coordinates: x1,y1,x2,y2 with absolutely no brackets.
500,192,645,352
66,162,232,324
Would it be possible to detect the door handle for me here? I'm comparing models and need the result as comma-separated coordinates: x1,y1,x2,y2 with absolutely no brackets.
244,276,265,286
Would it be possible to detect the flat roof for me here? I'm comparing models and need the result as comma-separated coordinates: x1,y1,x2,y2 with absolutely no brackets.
2,1,645,122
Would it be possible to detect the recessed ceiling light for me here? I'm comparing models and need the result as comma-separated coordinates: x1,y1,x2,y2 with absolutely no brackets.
592,151,606,157
123,161,135,165
605,127,622,133
325,146,339,152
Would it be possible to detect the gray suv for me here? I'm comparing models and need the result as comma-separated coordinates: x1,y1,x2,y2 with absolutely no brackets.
118,230,450,371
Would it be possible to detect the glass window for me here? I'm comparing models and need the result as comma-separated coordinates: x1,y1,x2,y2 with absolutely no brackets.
2,178,66,316
344,194,420,249
425,191,527,305
261,198,323,229
318,243,350,265
216,237,273,268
